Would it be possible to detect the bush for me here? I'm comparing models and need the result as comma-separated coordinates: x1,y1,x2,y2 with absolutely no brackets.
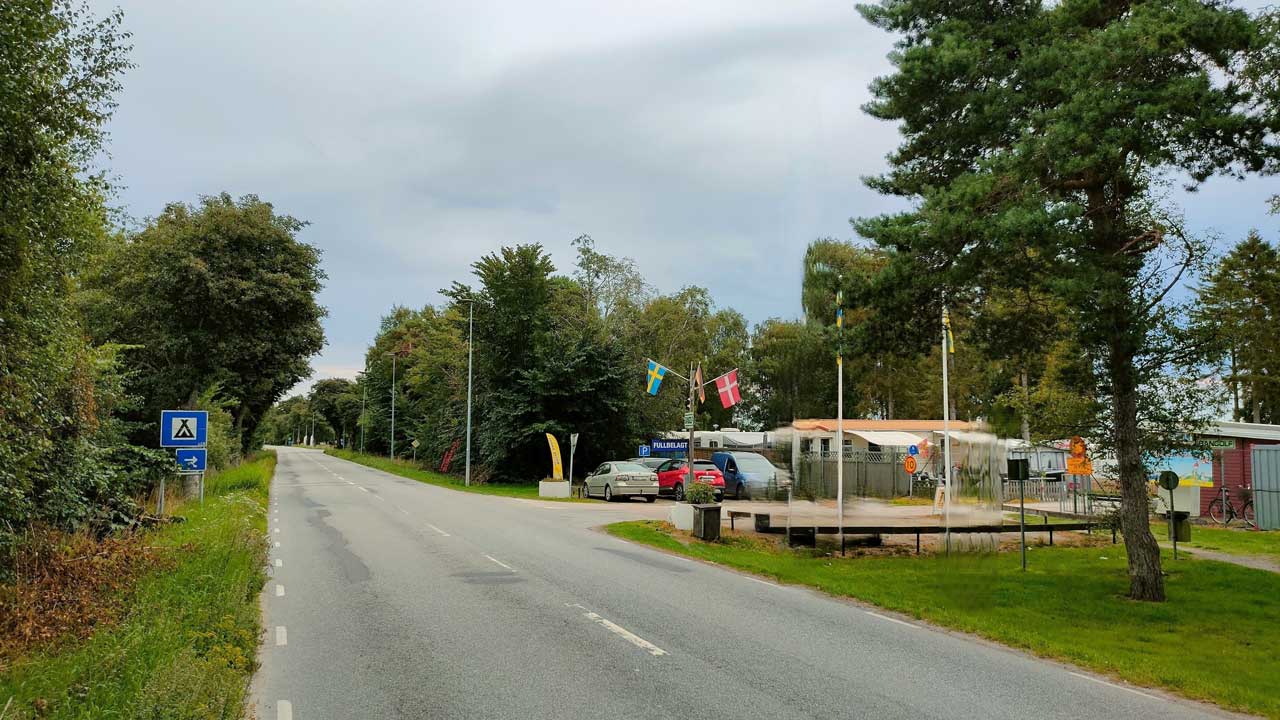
685,481,718,504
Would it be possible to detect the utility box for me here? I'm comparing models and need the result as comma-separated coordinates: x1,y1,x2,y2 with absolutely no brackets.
1252,446,1280,531
692,504,721,541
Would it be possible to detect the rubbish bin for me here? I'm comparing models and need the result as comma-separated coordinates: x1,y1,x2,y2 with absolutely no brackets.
692,504,721,541
1167,511,1191,542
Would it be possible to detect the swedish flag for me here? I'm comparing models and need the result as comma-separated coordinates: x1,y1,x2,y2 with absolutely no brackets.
645,360,668,396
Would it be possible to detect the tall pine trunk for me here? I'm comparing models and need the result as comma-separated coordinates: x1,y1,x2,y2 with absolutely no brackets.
1109,326,1165,601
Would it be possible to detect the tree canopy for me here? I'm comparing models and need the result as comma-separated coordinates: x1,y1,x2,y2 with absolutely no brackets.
855,0,1280,600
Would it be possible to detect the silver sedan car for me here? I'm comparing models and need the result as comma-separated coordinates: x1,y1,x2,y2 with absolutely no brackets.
583,461,659,502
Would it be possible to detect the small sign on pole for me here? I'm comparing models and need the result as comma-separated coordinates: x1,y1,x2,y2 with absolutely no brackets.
682,412,695,430
903,455,918,474
637,445,651,457
175,448,207,474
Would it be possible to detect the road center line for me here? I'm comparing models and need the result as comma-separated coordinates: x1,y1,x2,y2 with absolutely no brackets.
274,558,283,567
581,610,667,656
275,626,288,646
357,486,369,493
374,494,385,502
273,528,280,534
277,700,292,720
275,584,285,597
484,554,515,571
865,611,918,628
425,523,450,537
274,541,280,548
1067,671,1161,700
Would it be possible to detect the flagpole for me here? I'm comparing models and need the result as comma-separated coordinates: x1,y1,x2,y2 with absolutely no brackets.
836,282,844,556
687,363,697,493
942,304,953,555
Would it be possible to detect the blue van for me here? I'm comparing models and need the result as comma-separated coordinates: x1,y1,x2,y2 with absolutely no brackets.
710,451,785,500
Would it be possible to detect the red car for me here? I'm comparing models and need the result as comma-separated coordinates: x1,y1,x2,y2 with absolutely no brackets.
654,458,724,501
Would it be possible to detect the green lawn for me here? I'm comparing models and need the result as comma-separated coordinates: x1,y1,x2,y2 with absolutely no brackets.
607,520,1280,718
0,452,275,720
324,449,592,502
1153,520,1280,560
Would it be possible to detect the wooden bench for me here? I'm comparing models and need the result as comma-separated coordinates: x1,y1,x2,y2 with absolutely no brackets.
726,510,752,531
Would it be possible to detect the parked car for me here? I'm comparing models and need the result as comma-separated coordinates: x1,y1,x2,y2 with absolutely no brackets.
711,451,786,500
654,459,724,501
583,461,659,502
627,457,669,471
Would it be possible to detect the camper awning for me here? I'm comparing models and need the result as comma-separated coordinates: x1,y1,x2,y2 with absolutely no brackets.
846,430,925,447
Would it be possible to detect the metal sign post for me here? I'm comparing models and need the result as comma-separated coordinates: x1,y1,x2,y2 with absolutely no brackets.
569,433,579,490
161,411,209,516
1159,471,1180,560
1009,459,1029,571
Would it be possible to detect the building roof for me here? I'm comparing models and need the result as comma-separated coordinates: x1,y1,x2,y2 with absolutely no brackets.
1202,421,1280,442
790,419,978,433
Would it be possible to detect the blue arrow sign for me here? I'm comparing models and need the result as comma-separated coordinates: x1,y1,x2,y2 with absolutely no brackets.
909,445,919,456
161,410,208,448
175,448,207,474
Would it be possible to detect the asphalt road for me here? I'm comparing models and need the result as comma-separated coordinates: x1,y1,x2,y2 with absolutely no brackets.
251,447,1237,720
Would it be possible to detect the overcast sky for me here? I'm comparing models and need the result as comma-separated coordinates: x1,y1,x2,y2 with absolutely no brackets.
95,1,1276,395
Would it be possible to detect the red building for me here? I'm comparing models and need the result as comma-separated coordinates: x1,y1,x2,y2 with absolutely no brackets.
1201,421,1280,516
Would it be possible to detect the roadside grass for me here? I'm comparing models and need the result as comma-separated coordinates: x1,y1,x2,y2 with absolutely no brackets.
1152,520,1280,560
325,449,592,502
606,520,1280,719
0,452,275,720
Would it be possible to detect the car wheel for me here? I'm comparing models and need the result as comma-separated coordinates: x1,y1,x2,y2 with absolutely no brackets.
645,495,656,503
735,482,745,500
674,483,684,502
604,485,613,502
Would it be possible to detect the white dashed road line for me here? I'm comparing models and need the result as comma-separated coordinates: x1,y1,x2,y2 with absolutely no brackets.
865,611,918,629
567,604,667,657
484,554,515,571
1067,671,1161,701
274,528,280,535
274,558,283,568
357,486,369,493
277,700,292,720
275,584,285,597
745,576,784,589
275,626,288,646
425,523,450,537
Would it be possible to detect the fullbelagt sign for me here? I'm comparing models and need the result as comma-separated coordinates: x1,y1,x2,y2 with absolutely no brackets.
651,439,689,452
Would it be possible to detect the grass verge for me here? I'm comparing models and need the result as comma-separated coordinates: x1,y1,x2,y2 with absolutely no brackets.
1152,520,1280,560
0,451,276,720
324,449,591,502
606,520,1280,719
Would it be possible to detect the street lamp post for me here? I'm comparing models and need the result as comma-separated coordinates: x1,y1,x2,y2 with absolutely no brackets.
463,298,476,487
359,377,367,453
385,351,397,459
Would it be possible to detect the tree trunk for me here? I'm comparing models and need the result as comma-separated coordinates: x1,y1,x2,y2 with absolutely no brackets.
1230,347,1240,421
886,388,895,420
1020,369,1031,443
1110,335,1165,601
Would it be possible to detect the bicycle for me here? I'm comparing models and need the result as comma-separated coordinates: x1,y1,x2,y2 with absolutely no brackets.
1206,486,1255,528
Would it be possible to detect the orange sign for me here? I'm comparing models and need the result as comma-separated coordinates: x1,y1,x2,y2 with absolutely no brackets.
1066,456,1093,475
903,455,918,474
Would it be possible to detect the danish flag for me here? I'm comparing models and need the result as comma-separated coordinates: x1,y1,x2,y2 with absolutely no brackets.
714,369,741,409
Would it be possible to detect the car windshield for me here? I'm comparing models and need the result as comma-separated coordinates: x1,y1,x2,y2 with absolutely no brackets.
613,462,649,473
732,455,775,474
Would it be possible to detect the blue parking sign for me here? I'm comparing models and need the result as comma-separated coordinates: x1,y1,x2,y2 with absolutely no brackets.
161,410,208,447
175,448,207,473
638,445,651,457
908,445,919,456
